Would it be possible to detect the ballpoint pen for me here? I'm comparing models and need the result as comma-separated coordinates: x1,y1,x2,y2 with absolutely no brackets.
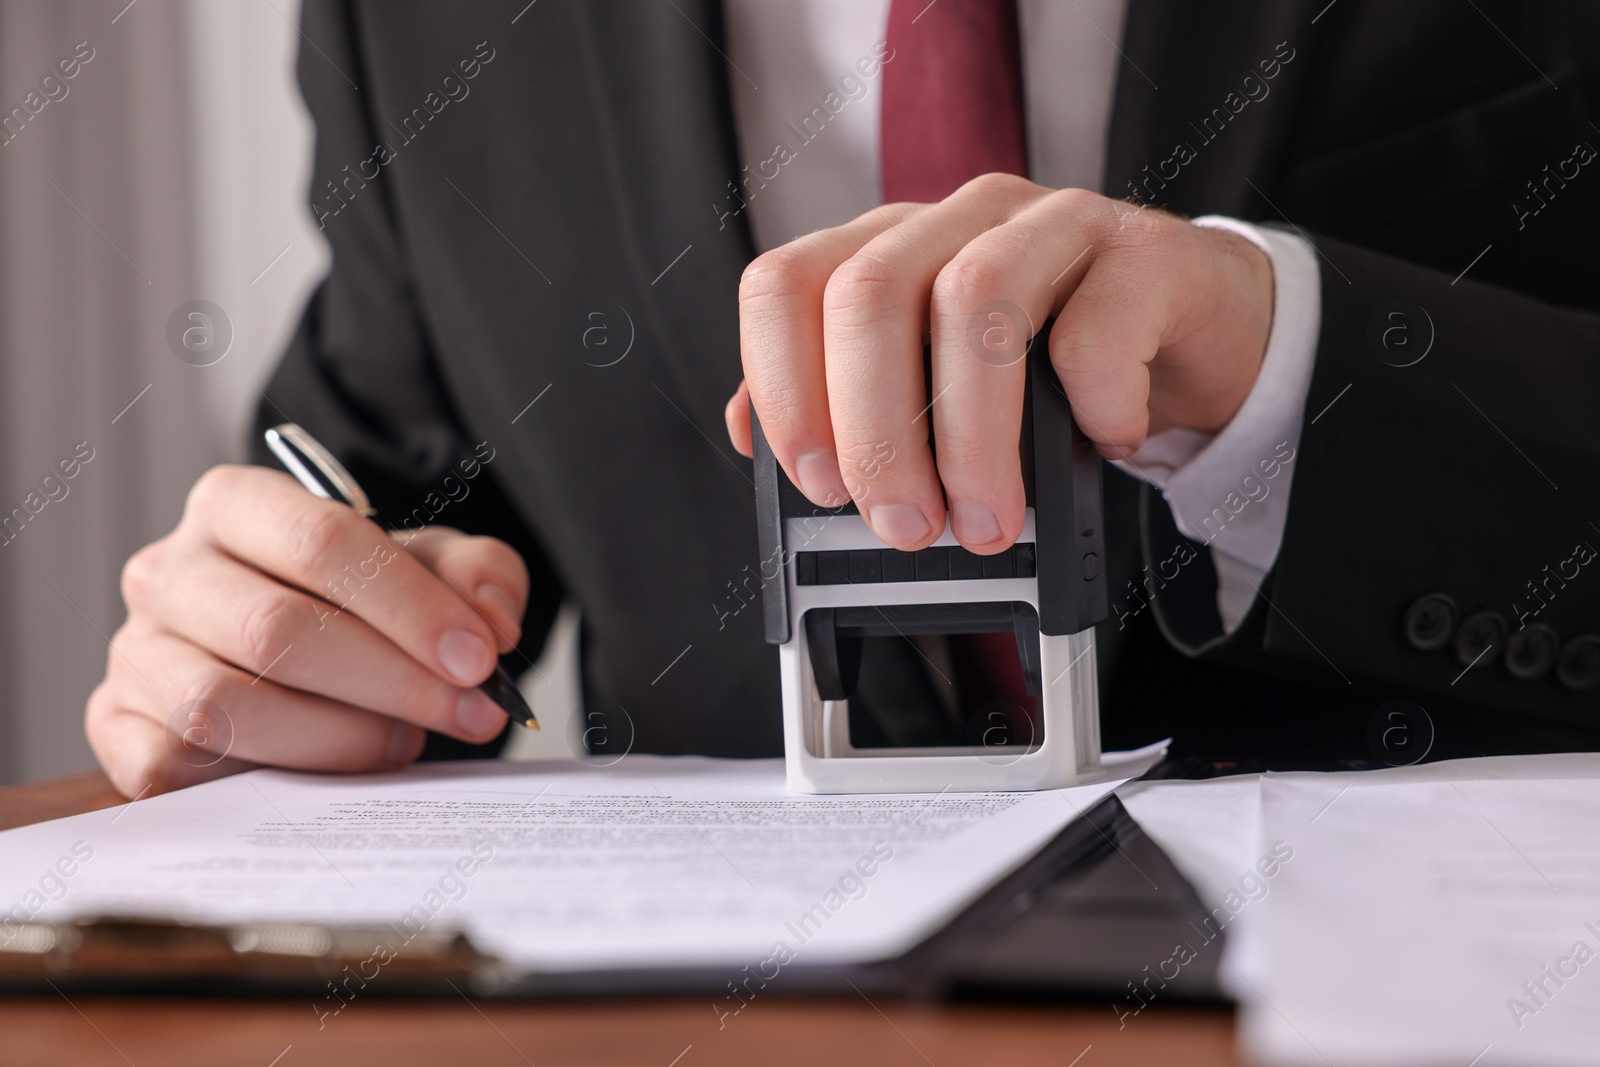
263,422,538,731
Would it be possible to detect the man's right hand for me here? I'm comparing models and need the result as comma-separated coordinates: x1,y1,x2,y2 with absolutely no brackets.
86,465,530,799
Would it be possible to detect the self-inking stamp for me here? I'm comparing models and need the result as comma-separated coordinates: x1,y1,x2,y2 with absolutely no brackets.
751,327,1109,794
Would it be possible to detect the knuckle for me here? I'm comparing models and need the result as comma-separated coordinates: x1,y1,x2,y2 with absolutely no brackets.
876,201,923,221
932,255,1007,313
84,679,120,738
1101,200,1171,251
747,390,812,465
839,437,903,478
739,246,812,307
837,439,909,503
283,503,355,580
176,664,237,718
1047,187,1123,239
120,542,163,610
186,464,245,519
237,589,304,670
824,253,907,318
931,432,994,475
1052,186,1106,213
104,621,141,678
958,171,1033,203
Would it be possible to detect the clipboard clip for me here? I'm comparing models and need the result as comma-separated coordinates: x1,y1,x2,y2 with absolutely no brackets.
0,915,506,994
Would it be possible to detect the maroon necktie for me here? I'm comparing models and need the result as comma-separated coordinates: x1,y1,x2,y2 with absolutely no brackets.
880,0,1036,723
880,0,1029,202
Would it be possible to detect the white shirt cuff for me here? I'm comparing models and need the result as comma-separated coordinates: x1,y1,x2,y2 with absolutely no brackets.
1110,216,1322,633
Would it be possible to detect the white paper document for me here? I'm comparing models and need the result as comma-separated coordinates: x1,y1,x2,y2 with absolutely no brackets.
1231,754,1600,1067
1241,758,1600,1067
1115,753,1600,1065
0,748,1163,976
1117,772,1275,995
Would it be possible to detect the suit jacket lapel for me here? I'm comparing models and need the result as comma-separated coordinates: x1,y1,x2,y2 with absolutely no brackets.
1104,0,1320,216
570,0,756,433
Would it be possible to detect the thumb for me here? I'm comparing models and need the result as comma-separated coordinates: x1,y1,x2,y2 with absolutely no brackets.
725,379,754,458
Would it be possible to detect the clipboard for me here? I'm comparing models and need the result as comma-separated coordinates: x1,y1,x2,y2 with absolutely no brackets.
0,795,1226,1005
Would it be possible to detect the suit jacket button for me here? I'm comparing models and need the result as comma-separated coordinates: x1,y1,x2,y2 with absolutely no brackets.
1557,635,1600,691
1403,593,1457,651
1454,610,1506,667
1505,623,1559,681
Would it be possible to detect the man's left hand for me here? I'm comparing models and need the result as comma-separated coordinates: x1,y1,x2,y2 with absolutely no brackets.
724,175,1274,555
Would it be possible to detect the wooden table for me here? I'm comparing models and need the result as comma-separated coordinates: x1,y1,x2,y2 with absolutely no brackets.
0,772,1243,1066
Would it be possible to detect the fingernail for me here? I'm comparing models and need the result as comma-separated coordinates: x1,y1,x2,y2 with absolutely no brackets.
868,505,930,547
438,629,493,685
386,722,422,764
456,688,506,738
951,502,1001,546
476,583,520,628
796,449,848,507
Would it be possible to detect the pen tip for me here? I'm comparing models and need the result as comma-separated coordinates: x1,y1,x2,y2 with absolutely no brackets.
481,666,539,731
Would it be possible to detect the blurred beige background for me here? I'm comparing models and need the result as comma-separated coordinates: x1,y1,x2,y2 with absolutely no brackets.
0,0,329,784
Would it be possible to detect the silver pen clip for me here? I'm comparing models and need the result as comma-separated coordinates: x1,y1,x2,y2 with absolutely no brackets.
263,423,377,518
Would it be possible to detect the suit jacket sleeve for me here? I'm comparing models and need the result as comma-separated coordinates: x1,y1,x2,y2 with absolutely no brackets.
249,0,566,758
1149,227,1600,730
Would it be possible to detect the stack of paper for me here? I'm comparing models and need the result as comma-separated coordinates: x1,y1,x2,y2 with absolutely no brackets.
1123,753,1600,1066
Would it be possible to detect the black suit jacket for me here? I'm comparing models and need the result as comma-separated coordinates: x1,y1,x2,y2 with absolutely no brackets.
256,0,1600,764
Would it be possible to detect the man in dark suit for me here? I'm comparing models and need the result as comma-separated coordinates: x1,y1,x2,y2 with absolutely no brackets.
85,0,1600,796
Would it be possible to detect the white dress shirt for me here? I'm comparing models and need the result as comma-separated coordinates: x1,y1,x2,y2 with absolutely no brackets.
722,0,1321,634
